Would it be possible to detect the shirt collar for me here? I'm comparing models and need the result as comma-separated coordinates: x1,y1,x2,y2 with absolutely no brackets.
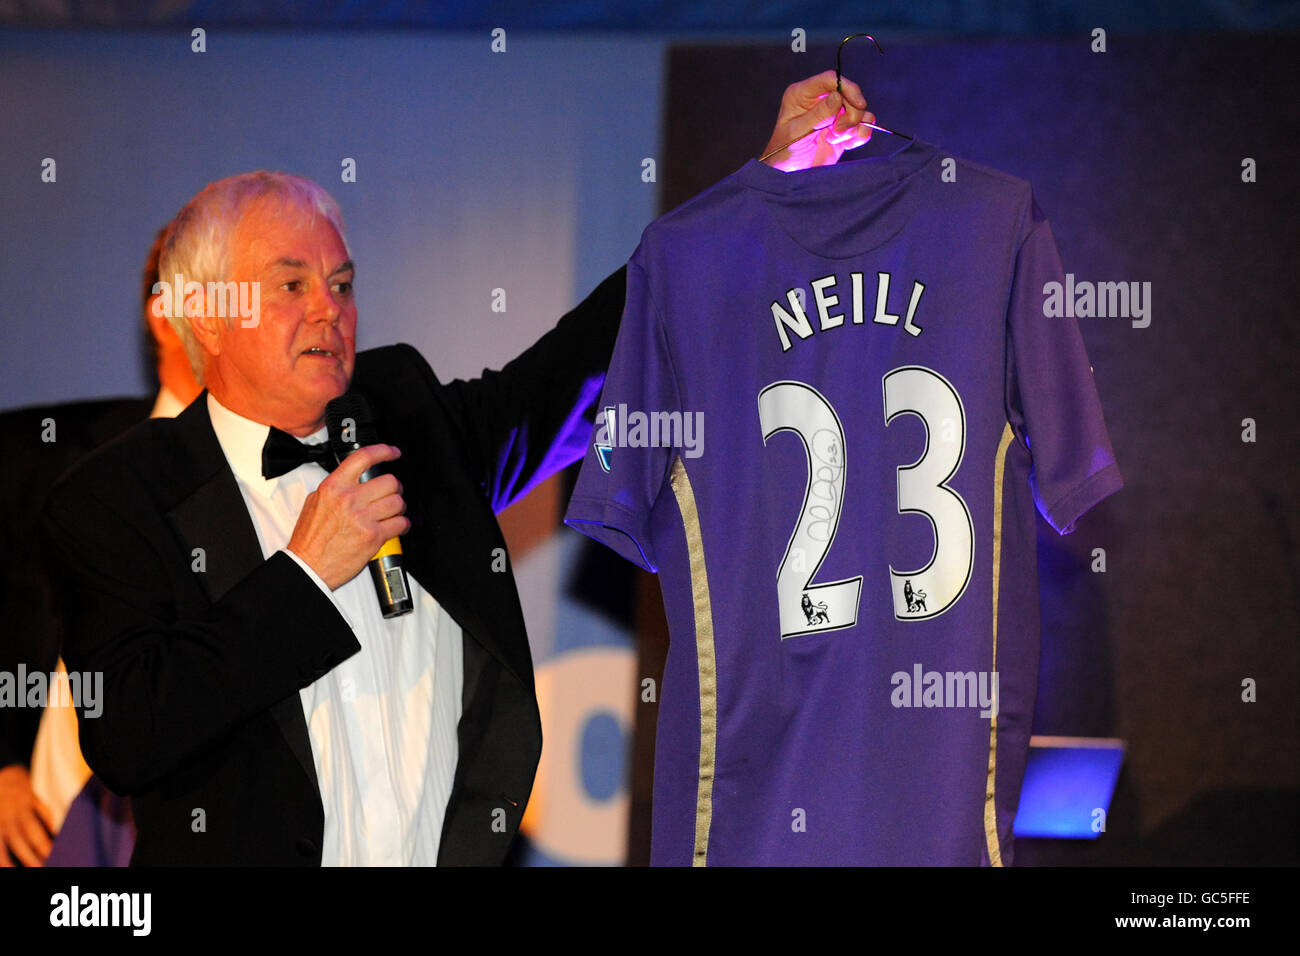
207,392,328,492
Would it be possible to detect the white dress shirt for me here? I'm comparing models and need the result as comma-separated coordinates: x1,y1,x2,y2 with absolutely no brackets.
207,392,462,866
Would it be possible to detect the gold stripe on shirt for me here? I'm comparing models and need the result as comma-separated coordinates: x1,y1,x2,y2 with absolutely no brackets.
984,422,1015,867
669,457,718,867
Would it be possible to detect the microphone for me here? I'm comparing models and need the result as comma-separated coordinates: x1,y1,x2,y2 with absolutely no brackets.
325,393,413,618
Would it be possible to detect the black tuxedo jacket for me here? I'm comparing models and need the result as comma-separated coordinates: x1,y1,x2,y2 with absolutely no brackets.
41,266,627,866
0,396,153,772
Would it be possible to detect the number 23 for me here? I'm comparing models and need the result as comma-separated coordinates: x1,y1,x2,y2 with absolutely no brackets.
757,367,974,639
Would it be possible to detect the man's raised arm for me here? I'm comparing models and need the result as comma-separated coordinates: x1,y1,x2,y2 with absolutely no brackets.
436,71,877,511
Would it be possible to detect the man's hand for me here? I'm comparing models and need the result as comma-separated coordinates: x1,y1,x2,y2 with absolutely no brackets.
760,70,876,172
287,444,409,590
0,764,56,867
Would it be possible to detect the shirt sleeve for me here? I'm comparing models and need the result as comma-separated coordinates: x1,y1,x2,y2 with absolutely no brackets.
1006,198,1124,534
563,255,680,572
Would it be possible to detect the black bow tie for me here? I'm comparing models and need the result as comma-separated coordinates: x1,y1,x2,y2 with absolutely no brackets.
261,427,336,479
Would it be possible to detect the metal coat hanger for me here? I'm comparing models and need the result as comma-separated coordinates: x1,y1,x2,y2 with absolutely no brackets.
759,32,914,164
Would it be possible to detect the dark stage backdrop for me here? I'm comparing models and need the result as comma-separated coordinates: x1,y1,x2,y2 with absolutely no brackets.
631,33,1300,865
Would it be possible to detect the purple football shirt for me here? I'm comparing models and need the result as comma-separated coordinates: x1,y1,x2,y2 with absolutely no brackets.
565,138,1122,865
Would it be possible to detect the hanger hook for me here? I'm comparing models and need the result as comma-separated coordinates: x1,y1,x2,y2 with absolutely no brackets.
836,33,885,96
756,30,912,162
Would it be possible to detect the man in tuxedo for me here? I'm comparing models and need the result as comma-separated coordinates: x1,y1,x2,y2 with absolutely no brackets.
40,73,874,865
0,228,201,866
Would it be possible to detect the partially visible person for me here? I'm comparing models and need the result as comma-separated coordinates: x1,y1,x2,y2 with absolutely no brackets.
0,228,201,866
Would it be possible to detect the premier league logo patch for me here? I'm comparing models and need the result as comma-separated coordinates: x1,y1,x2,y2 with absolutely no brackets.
801,592,831,625
903,579,928,614
595,406,615,472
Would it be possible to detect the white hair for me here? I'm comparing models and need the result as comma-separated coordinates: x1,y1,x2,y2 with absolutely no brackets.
157,171,350,384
